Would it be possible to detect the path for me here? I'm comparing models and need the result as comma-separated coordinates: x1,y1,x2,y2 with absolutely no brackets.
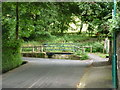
2,53,111,88
88,53,109,66
2,58,92,88
77,53,112,88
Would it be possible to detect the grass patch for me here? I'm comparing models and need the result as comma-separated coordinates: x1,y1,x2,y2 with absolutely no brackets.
23,34,91,46
80,53,89,60
95,52,109,58
74,50,89,60
22,41,42,46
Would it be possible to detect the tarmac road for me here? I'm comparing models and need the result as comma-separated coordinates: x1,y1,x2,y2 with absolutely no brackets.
2,57,92,88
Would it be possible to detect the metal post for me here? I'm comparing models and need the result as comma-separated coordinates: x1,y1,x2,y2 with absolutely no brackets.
112,0,118,88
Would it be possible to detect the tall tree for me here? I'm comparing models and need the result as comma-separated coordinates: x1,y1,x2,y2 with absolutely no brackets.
16,2,19,39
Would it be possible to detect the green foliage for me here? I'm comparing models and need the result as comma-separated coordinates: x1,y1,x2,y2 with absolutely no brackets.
22,41,42,46
95,53,109,58
108,13,120,32
80,53,89,60
75,50,89,60
49,34,90,43
2,40,22,73
92,42,104,52
2,2,23,72
3,2,115,42
3,2,117,72
22,48,33,52
23,34,104,53
81,41,104,53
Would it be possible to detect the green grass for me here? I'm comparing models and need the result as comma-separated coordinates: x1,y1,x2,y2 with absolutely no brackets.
95,52,109,58
52,34,90,43
23,34,91,46
74,50,89,60
80,53,89,60
22,41,42,46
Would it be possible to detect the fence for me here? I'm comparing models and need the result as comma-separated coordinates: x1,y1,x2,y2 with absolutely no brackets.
21,43,92,53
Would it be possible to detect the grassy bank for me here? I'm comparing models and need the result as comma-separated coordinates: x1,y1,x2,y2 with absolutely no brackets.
22,34,92,46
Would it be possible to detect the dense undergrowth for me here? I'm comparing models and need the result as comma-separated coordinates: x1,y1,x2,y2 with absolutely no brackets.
2,39,22,73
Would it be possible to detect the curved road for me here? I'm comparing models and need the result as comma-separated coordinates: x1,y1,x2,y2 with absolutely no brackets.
2,57,93,88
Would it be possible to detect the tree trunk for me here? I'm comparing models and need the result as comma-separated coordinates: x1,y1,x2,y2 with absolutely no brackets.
16,2,19,39
108,39,112,64
60,25,64,34
78,22,83,34
34,15,38,31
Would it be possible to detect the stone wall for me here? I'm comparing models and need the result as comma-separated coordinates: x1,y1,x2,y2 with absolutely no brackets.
117,31,120,88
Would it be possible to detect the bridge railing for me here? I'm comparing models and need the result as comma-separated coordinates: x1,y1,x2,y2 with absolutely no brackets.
21,43,92,53
43,43,92,53
21,45,43,53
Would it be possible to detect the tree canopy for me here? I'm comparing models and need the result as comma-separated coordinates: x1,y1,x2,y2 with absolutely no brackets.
2,2,120,72
3,2,119,41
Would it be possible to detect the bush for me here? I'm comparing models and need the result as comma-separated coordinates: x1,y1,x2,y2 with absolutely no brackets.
92,42,104,53
28,31,53,41
75,50,89,60
81,41,104,53
108,13,120,32
2,40,22,73
80,53,89,60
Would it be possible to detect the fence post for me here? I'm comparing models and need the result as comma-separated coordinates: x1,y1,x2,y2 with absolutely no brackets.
82,47,85,53
20,47,22,53
90,46,92,53
32,46,35,52
41,45,44,52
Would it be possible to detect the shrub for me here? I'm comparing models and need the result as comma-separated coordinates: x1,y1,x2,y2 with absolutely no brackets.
2,40,22,73
81,41,104,53
92,42,104,53
75,50,89,60
80,53,89,60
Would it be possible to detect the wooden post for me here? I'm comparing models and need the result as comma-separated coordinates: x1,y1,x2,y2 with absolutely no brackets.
32,46,35,52
82,47,85,53
108,39,112,64
90,46,92,53
20,48,22,53
83,48,85,53
38,46,41,52
41,45,44,52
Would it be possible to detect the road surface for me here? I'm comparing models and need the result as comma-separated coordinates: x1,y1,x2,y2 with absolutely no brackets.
2,57,92,88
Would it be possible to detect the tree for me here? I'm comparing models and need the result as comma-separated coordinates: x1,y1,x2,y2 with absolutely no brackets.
2,2,22,72
16,2,19,39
